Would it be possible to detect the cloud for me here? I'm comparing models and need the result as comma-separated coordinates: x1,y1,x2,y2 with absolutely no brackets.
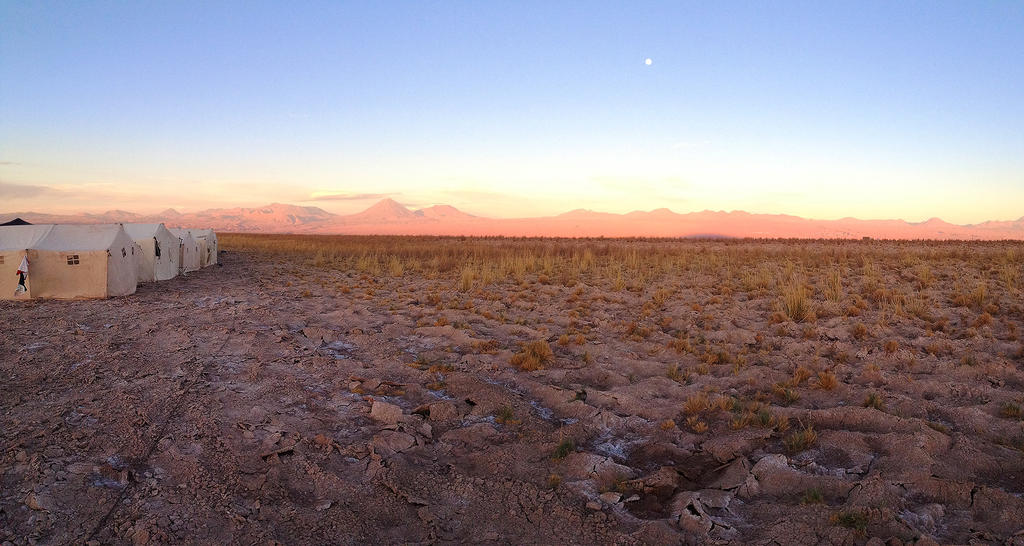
306,192,394,201
437,189,512,200
0,181,62,198
0,181,156,210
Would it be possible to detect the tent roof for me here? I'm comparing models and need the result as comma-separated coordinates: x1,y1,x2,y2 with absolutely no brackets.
0,217,32,226
168,228,197,242
122,223,173,239
31,224,131,252
171,227,215,240
0,225,55,251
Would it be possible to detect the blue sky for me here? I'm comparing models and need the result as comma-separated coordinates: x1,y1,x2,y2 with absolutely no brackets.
1,1,1022,222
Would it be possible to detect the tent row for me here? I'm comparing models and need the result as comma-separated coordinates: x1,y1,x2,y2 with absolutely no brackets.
0,223,218,300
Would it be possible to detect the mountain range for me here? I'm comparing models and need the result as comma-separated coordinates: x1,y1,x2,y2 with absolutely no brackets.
3,199,1023,239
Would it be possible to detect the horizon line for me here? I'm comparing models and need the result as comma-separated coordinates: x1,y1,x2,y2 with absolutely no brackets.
5,197,1024,227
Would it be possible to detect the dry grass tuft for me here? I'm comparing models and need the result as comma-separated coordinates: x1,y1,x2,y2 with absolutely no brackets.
999,263,1020,292
773,385,801,406
831,509,870,532
824,269,843,303
666,364,689,384
510,340,553,371
999,402,1022,419
685,415,708,433
667,336,692,354
459,266,475,292
495,405,521,425
801,488,824,505
815,370,838,390
862,392,885,411
953,281,988,310
551,438,575,460
682,392,710,415
714,395,736,412
780,284,813,323
792,366,813,386
784,424,818,453
473,339,500,354
387,255,404,277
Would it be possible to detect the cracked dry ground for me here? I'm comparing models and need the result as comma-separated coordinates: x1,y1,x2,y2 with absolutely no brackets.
3,239,1024,545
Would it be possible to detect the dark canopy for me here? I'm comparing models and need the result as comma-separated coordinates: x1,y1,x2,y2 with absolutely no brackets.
0,218,32,226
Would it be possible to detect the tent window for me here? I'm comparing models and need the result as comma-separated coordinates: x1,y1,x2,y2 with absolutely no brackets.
66,254,80,265
122,248,127,258
0,255,4,264
154,238,161,258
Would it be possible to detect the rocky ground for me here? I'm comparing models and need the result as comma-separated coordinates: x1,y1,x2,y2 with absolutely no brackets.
2,238,1024,545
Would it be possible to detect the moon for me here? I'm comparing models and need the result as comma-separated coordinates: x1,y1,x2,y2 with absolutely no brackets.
644,58,653,66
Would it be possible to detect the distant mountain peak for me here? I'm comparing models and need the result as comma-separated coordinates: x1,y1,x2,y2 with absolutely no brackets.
417,204,474,219
83,209,143,221
260,203,331,214
558,208,592,217
625,207,678,217
347,198,416,221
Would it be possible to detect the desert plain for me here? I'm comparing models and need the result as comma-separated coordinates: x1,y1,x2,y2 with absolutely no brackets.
2,235,1023,545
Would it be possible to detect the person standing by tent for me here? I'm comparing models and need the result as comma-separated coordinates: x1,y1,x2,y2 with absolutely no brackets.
14,256,28,296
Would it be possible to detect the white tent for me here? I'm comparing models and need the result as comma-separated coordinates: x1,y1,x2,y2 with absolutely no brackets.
195,229,218,267
0,224,55,299
178,228,218,267
24,224,138,299
169,229,201,273
122,223,180,282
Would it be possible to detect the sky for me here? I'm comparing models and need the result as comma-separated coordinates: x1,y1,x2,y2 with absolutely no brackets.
1,1,1023,223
